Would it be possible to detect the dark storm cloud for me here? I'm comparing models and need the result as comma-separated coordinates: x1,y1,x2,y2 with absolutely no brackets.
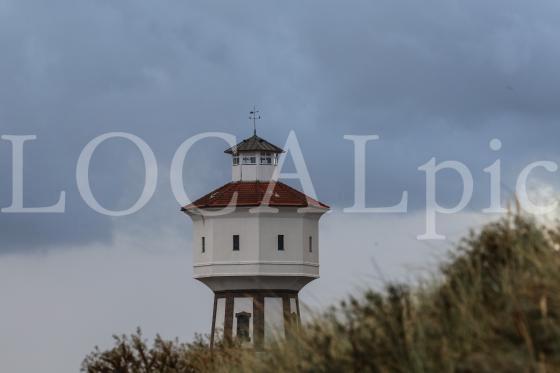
1,0,560,250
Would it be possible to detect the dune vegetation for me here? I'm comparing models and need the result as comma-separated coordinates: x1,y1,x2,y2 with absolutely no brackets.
82,213,560,372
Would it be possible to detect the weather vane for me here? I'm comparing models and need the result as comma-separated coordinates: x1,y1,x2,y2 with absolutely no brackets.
249,106,261,136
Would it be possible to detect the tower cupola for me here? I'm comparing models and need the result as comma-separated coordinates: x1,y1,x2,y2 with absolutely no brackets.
225,135,284,182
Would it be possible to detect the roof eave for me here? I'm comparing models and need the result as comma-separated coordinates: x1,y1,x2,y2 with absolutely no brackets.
224,148,284,155
182,202,329,210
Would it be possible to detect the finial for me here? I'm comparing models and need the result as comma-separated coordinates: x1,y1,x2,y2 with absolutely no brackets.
249,105,261,136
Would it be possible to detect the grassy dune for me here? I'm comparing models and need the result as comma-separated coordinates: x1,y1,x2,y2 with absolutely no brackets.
82,213,560,372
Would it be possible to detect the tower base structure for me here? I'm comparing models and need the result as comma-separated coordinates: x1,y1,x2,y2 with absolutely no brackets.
210,289,301,350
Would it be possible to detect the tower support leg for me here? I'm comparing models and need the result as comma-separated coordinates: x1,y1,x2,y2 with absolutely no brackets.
209,290,301,350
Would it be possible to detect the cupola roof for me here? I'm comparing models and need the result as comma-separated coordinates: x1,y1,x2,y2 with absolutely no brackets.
224,134,284,155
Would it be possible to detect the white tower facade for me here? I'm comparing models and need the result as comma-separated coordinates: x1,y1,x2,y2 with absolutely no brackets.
182,133,329,349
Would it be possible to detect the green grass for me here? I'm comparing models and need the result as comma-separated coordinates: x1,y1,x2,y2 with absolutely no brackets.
82,213,560,372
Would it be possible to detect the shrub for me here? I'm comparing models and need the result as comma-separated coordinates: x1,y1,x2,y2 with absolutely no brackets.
83,214,560,372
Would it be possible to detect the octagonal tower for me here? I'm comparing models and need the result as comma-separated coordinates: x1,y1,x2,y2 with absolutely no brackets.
182,132,329,349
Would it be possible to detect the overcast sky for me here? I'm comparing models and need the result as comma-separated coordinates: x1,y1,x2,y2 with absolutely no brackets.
1,0,560,372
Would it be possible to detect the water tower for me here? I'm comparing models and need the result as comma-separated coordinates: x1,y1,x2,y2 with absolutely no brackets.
181,121,329,349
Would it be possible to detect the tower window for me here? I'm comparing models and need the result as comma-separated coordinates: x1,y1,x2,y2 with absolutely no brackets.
232,156,239,165
242,156,256,165
202,236,205,253
309,236,312,252
260,152,273,165
233,235,240,251
277,235,284,251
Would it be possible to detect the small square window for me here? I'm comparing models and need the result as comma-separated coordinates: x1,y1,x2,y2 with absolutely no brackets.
233,156,239,165
308,236,312,252
233,235,240,251
202,236,205,253
277,235,284,251
260,152,273,165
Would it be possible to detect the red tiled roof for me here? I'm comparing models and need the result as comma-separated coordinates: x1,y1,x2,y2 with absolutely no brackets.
182,181,329,210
